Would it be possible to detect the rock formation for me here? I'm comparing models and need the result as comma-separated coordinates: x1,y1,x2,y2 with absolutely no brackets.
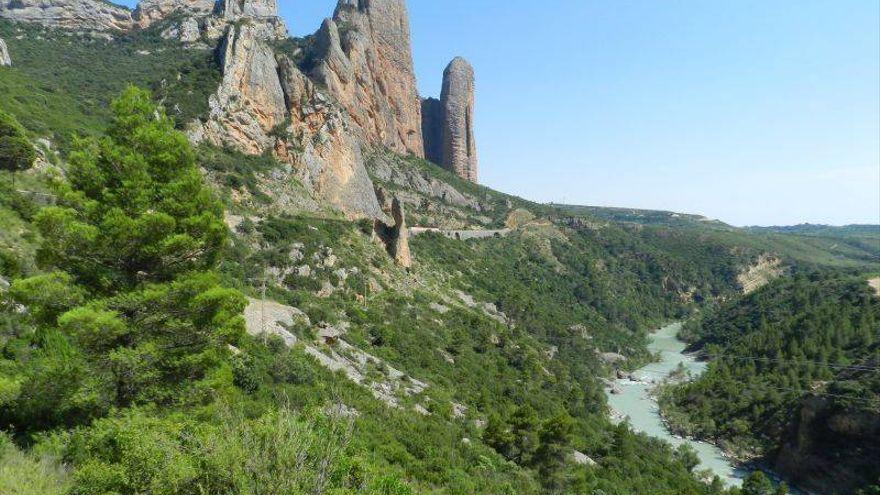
223,0,277,18
191,5,381,219
420,97,443,165
440,58,478,182
736,254,783,294
375,192,411,268
0,38,10,67
275,56,383,219
0,0,479,221
197,23,288,154
0,0,133,31
133,0,216,28
421,58,478,183
389,198,411,267
310,0,424,157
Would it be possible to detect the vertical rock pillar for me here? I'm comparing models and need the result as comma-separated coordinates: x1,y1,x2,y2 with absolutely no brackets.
440,57,478,183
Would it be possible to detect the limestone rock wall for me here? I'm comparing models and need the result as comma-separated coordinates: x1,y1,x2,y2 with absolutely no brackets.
421,58,479,183
133,0,216,28
0,38,10,67
310,0,424,157
0,0,133,31
191,14,382,219
420,97,443,165
276,56,383,219
440,57,478,183
197,23,287,154
223,0,277,18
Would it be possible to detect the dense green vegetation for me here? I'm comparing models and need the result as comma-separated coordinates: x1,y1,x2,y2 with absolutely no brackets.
0,109,36,186
0,20,221,149
0,18,877,493
560,205,880,268
0,89,410,493
659,273,880,493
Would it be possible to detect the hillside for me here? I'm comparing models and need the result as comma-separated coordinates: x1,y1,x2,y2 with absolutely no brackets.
659,273,880,494
0,1,878,494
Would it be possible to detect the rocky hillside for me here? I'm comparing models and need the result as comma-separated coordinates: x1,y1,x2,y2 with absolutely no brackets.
1,2,878,494
1,0,480,218
661,273,879,494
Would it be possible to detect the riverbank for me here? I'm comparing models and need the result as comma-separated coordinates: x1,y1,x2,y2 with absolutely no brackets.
606,322,816,494
605,322,744,486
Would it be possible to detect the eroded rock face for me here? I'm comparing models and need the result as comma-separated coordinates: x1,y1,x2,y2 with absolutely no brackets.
420,97,443,165
133,0,216,28
310,0,423,157
0,0,133,31
0,38,10,67
275,56,383,219
192,19,382,219
223,0,277,18
440,57,478,183
736,254,783,294
197,23,287,155
374,190,411,268
390,198,411,267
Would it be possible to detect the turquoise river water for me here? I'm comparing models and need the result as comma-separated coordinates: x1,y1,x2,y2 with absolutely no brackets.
605,323,814,493
605,322,746,485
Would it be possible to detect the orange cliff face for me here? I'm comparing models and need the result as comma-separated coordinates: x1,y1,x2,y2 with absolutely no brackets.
310,0,425,158
422,57,479,183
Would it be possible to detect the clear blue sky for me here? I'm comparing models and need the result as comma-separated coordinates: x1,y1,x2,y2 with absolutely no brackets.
121,1,880,226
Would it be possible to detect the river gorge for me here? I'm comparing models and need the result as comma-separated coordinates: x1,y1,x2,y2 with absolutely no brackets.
605,323,744,485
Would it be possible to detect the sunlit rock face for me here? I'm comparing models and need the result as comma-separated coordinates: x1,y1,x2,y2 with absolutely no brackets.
310,0,424,158
0,0,133,31
222,0,277,18
422,57,479,183
133,0,216,28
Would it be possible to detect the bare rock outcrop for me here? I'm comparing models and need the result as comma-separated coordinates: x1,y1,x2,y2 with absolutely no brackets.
310,0,424,157
192,18,381,219
222,0,276,18
374,192,412,268
197,23,287,154
421,58,478,183
275,56,383,219
736,253,783,294
440,57,478,182
0,0,133,31
389,197,412,267
420,97,443,165
0,38,10,67
133,0,216,28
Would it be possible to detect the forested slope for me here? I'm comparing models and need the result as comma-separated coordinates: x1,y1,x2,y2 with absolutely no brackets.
660,273,880,494
1,11,878,494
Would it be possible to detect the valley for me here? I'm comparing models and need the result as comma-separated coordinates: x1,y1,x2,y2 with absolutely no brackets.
0,1,877,494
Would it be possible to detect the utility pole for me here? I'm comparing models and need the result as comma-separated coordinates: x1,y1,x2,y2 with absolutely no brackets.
260,276,267,345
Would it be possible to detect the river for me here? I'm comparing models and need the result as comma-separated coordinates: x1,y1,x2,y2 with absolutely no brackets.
605,322,747,485
605,323,816,493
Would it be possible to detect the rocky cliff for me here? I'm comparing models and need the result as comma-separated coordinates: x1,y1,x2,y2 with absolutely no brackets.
775,394,880,494
222,0,276,18
189,4,381,219
0,37,10,66
422,58,478,183
421,97,443,165
310,0,423,157
440,58,478,183
133,0,215,28
0,0,479,217
0,0,133,31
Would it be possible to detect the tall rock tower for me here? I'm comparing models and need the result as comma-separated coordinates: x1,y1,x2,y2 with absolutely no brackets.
422,57,478,183
310,0,424,157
